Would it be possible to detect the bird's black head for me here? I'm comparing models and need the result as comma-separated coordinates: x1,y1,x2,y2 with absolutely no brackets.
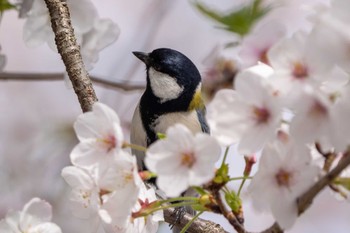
133,48,202,100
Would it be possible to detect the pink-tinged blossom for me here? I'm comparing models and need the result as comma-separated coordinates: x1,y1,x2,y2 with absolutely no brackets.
103,182,163,233
145,124,221,197
248,141,320,229
70,102,124,168
0,198,62,233
23,0,98,49
81,18,120,70
329,87,350,152
23,0,119,70
207,64,282,154
289,89,333,147
267,32,330,101
239,21,286,68
306,0,350,74
61,155,141,231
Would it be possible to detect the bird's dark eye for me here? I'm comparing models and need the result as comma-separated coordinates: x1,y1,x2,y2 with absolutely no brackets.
152,64,161,71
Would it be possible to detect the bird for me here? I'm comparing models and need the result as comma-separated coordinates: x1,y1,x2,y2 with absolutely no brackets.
130,48,210,232
131,48,210,168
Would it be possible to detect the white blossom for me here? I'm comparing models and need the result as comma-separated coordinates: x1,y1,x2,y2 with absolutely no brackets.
239,21,286,68
308,0,350,74
267,32,329,101
61,155,141,231
248,141,320,229
0,198,62,233
289,89,333,147
103,182,163,233
145,124,221,197
23,0,119,69
207,64,282,154
81,18,120,70
70,102,124,168
329,86,350,152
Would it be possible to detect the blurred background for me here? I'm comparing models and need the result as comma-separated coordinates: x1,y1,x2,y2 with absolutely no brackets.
0,0,349,232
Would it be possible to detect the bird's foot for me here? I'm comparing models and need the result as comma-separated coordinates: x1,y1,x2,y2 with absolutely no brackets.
169,206,188,229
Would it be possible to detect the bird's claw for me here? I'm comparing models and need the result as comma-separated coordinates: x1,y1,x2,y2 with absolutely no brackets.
169,206,188,229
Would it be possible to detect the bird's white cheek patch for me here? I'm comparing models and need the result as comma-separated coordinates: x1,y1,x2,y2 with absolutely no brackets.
148,68,184,103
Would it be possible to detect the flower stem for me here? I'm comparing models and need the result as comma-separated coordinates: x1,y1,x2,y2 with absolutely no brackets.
158,196,199,205
220,146,230,168
237,177,247,197
123,142,147,152
146,202,198,216
179,211,204,233
229,176,252,182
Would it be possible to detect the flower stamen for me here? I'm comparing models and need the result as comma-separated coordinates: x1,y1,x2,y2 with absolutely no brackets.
292,62,308,79
99,134,117,152
253,106,270,124
275,169,292,187
181,152,196,168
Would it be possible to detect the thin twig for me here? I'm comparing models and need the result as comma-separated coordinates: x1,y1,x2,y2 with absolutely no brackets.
297,153,350,214
0,72,145,91
44,0,97,112
212,191,246,233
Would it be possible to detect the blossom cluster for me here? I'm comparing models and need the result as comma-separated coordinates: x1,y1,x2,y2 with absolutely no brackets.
16,0,119,70
206,0,350,229
61,102,223,232
61,103,162,233
0,198,62,233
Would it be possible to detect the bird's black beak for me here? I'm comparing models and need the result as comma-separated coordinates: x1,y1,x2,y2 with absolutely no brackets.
133,51,151,66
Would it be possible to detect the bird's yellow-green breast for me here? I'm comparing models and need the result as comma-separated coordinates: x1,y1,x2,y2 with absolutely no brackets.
188,88,205,111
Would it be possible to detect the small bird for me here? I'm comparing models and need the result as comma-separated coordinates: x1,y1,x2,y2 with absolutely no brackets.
131,48,210,169
130,48,210,232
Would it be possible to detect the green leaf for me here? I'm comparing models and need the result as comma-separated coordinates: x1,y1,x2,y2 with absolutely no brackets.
156,132,166,140
193,186,207,195
334,177,350,190
0,0,15,12
213,163,230,184
224,190,242,213
192,204,208,212
194,0,270,36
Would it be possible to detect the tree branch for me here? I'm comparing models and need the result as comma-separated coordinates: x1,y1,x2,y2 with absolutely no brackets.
262,153,350,233
0,72,145,91
212,191,246,233
164,208,228,233
44,0,97,112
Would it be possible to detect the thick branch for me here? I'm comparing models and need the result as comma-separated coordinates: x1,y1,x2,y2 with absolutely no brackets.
44,0,97,112
164,208,228,233
263,153,350,233
0,72,145,91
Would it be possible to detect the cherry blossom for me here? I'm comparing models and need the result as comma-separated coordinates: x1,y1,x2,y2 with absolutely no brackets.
207,64,282,154
22,0,119,70
289,89,333,147
103,182,163,233
308,0,350,74
0,198,62,233
239,21,286,68
81,18,120,70
267,32,329,100
145,124,221,197
70,102,124,168
61,154,141,232
329,87,350,152
248,141,320,229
